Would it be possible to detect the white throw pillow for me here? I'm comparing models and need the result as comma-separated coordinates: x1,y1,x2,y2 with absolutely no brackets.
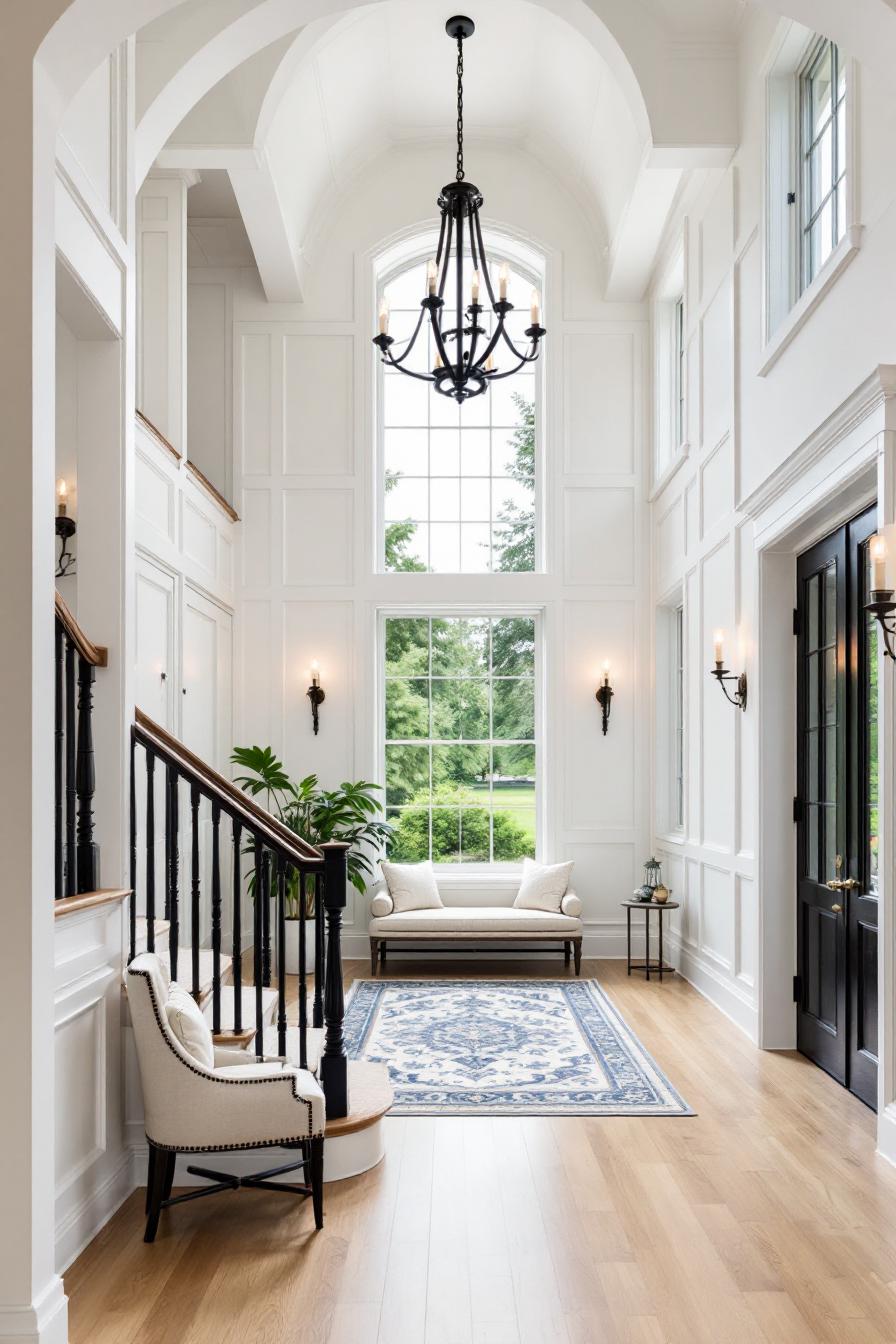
380,860,443,914
165,982,215,1069
513,857,575,913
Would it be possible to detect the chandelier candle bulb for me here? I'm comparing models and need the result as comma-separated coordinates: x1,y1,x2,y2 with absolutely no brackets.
530,289,541,327
427,258,438,295
378,297,390,336
498,261,509,300
471,268,480,304
56,478,68,516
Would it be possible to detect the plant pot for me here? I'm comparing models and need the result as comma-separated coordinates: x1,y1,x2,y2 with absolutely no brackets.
283,917,317,976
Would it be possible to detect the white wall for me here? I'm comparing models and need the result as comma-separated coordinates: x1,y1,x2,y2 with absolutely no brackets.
216,143,651,958
649,12,896,1043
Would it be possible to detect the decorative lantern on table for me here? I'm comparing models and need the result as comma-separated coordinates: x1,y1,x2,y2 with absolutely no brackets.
634,856,663,903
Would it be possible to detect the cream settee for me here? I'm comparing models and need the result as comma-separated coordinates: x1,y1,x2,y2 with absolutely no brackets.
368,881,583,974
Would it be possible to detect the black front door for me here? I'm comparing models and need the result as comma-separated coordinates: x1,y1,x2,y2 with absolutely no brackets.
796,506,878,1109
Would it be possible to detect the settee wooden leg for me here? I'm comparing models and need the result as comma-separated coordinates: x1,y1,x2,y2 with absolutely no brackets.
380,941,387,969
564,940,571,966
370,938,378,976
309,1136,325,1230
573,938,582,976
144,1142,169,1243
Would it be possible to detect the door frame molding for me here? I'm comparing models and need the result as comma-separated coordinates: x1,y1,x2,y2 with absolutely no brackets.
744,366,896,1156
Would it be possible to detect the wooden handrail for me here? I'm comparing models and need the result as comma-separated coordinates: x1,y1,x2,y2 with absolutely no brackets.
134,708,323,867
55,591,108,668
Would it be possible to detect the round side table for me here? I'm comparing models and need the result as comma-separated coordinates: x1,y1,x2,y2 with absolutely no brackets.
621,900,679,981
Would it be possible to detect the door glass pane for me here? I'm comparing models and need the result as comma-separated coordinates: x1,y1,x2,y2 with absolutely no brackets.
823,805,838,883
807,654,819,729
807,805,819,880
807,574,819,649
823,562,837,644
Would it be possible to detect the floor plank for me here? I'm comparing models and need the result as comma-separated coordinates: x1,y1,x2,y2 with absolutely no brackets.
66,958,896,1344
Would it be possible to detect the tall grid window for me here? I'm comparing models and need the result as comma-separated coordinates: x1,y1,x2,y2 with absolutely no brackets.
674,296,685,449
383,615,536,865
674,604,685,830
381,257,538,574
800,37,846,290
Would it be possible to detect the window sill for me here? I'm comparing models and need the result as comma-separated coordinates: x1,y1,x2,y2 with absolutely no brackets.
655,831,685,849
649,443,691,502
759,225,863,377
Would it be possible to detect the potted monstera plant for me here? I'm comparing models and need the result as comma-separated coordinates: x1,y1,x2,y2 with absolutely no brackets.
231,745,391,973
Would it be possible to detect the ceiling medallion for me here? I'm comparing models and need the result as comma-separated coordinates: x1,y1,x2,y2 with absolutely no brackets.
372,15,546,402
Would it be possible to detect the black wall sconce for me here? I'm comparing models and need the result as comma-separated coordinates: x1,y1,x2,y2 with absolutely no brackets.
595,661,613,735
307,660,325,735
710,629,747,711
867,533,896,658
55,478,76,578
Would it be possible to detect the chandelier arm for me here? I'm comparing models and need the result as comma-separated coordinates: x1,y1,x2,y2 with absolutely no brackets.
475,310,509,368
482,353,531,380
383,305,429,369
463,312,484,378
377,351,435,382
472,211,498,309
428,303,453,372
434,209,448,272
436,211,454,300
497,323,540,364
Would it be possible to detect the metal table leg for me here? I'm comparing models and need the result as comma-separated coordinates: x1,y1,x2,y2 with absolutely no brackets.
626,907,632,975
659,908,664,982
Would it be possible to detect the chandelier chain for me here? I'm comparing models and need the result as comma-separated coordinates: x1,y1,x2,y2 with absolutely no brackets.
456,34,464,181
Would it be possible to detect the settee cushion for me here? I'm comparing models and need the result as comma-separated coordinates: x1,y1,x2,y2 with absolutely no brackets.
370,890,394,917
369,905,582,936
165,982,215,1069
513,857,574,913
381,859,443,913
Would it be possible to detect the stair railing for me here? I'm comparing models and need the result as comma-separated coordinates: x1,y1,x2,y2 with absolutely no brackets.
55,592,107,899
130,709,349,1117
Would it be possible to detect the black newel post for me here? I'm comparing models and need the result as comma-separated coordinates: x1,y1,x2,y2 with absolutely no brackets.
64,640,77,897
166,764,179,981
75,656,98,892
319,842,349,1119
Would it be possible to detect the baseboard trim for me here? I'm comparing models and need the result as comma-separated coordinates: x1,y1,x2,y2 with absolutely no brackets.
55,1150,136,1274
877,1102,896,1168
668,934,759,1042
0,1275,67,1343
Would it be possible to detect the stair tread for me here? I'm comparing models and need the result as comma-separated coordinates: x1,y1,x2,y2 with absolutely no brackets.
325,1061,393,1137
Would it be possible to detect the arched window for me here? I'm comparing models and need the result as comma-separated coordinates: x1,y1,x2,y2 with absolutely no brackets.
377,235,543,574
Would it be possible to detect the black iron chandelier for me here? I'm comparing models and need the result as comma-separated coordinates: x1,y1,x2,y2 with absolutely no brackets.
372,15,546,402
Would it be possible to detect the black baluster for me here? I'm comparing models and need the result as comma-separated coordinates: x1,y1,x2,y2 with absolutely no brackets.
313,873,325,1029
190,785,200,1000
232,821,242,1034
298,868,308,1071
75,656,98,892
129,731,136,964
64,639,76,897
54,623,64,901
277,856,287,1057
166,765,179,982
145,751,156,951
262,851,272,987
253,837,264,1061
319,843,349,1118
211,800,222,1034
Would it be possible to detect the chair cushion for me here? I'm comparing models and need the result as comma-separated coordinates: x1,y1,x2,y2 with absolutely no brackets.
380,860,443,913
513,858,574,913
165,982,215,1069
215,1062,287,1079
369,905,582,935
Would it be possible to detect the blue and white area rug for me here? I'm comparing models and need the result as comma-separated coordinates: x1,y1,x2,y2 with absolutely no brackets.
344,979,693,1116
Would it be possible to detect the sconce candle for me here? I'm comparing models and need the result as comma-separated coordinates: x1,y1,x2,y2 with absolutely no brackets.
306,662,326,734
595,661,614,735
709,632,747,711
866,532,896,658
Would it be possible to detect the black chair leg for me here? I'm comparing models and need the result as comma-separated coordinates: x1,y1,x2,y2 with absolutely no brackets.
573,939,582,976
309,1136,324,1231
564,940,571,966
144,1142,169,1243
162,1150,177,1201
370,939,378,976
145,1143,157,1215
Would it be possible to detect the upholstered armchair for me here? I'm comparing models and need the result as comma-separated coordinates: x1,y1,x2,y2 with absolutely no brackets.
126,953,326,1242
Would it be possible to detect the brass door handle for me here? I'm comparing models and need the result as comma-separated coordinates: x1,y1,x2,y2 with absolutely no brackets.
827,878,859,891
831,903,843,914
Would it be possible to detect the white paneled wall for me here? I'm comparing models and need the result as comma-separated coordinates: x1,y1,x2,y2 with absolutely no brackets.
650,14,896,1046
213,146,651,957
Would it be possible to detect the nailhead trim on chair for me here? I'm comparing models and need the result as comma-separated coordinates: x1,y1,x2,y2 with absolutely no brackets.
128,966,322,1144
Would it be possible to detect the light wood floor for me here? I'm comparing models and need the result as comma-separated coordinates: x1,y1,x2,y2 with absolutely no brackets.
66,958,896,1343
